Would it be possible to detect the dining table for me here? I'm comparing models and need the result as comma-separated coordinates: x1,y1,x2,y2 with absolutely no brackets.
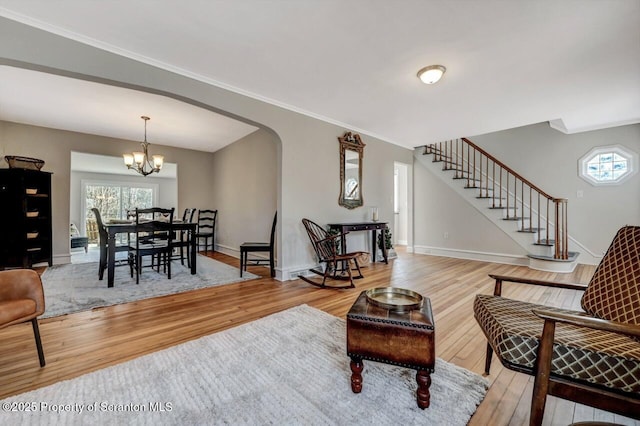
103,220,197,288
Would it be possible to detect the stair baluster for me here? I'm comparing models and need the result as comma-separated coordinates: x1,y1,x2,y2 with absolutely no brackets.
422,138,569,261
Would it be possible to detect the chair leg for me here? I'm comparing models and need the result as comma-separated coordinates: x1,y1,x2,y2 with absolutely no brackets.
484,343,493,374
243,251,247,276
346,260,355,288
98,242,107,280
530,320,556,426
136,254,141,284
322,261,334,287
269,248,275,278
31,318,45,367
352,258,363,279
167,251,171,279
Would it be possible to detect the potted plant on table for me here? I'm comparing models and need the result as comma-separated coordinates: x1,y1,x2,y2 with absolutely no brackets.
377,228,397,261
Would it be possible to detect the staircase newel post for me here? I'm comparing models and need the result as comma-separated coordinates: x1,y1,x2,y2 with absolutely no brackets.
499,167,503,208
528,186,532,234
546,199,550,245
455,138,459,178
520,180,524,231
484,156,489,198
563,200,568,260
491,162,496,207
536,193,541,245
468,143,472,187
553,199,562,259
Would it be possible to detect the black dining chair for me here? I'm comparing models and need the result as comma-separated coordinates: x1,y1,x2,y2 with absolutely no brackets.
129,207,175,284
171,207,196,267
91,208,131,280
195,209,217,253
239,211,277,277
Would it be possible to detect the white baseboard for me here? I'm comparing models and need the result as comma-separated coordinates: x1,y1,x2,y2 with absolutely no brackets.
281,263,319,281
528,257,578,273
214,244,239,259
413,245,529,266
52,253,71,265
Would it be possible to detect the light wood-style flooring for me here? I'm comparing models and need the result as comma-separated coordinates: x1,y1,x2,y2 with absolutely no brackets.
1,249,637,425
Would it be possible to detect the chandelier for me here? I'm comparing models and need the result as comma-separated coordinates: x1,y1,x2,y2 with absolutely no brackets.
123,116,164,176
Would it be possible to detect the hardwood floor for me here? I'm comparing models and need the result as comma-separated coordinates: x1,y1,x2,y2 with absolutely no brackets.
1,249,637,425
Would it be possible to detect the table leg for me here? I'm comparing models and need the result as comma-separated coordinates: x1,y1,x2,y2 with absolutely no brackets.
350,357,363,393
371,229,377,262
338,229,348,275
98,238,107,280
107,233,116,288
190,227,197,275
382,226,388,264
416,369,432,409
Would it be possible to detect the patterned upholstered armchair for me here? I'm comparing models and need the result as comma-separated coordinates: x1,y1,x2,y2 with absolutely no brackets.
474,226,640,425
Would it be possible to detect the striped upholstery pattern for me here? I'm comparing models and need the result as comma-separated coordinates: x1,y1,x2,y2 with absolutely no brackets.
474,294,640,394
581,226,640,326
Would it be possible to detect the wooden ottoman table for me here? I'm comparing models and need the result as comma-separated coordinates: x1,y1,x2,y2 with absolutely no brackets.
346,289,435,409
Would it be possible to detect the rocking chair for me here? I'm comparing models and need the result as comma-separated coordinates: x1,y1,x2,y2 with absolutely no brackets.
474,225,640,425
300,218,366,289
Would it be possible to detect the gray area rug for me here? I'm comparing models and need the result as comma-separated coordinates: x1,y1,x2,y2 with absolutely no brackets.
0,305,488,425
40,254,258,318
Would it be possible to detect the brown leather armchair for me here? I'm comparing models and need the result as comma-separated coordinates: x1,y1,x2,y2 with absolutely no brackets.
0,269,46,367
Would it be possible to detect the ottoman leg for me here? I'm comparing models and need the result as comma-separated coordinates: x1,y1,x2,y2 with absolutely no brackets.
416,369,432,409
350,357,363,393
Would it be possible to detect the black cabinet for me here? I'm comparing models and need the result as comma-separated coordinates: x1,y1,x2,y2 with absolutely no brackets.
0,169,53,269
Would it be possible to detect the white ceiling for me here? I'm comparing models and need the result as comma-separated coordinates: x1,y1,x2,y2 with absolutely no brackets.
0,66,259,152
0,1,638,150
70,152,178,179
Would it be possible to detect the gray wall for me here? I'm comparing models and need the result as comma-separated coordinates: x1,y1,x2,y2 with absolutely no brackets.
0,120,214,265
413,122,640,263
210,129,278,256
0,17,414,278
414,156,526,257
472,122,640,257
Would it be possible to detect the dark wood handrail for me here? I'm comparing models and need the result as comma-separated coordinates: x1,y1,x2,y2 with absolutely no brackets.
461,138,565,202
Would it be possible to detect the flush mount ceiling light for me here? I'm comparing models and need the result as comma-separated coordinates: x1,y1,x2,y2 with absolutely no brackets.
123,116,164,176
417,65,446,84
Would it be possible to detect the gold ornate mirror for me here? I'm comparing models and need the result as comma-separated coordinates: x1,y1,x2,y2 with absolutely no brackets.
338,132,365,209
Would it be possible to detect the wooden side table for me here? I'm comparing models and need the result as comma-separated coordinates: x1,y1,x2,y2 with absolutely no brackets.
327,221,389,263
346,290,435,409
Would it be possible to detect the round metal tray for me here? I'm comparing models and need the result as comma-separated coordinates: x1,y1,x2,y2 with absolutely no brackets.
365,287,424,312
